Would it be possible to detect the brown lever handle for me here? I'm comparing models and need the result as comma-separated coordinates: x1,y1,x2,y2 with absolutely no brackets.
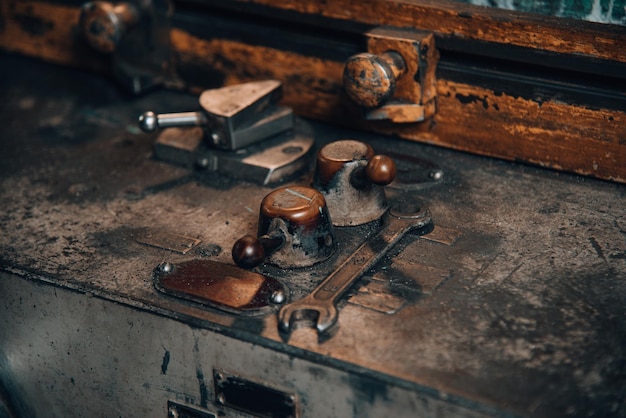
232,186,335,269
232,234,285,269
350,154,397,189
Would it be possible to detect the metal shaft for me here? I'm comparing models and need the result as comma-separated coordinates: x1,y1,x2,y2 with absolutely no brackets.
138,111,206,133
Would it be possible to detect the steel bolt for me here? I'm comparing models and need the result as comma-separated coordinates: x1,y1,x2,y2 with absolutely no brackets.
216,393,226,405
196,156,210,169
429,169,444,181
211,132,222,145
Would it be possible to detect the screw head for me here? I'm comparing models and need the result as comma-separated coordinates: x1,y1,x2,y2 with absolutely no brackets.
216,393,226,405
429,169,444,181
196,156,211,169
270,290,286,304
156,262,173,274
210,132,222,145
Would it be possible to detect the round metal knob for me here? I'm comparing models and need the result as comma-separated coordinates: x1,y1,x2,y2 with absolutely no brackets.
232,186,335,269
79,1,140,54
315,140,396,226
343,51,406,109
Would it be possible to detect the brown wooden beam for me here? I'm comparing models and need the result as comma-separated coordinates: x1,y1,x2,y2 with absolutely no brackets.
211,0,626,64
172,29,626,183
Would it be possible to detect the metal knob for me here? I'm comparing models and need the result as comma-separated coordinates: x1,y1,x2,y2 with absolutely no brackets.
79,1,140,54
315,140,397,226
139,111,207,133
232,186,335,269
343,51,407,109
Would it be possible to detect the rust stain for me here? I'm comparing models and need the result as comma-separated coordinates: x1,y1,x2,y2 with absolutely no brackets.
13,13,54,36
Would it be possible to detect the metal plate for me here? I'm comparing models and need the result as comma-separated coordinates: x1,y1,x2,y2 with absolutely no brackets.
155,260,286,316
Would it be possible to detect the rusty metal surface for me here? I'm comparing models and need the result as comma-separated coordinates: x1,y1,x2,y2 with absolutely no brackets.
1,54,626,417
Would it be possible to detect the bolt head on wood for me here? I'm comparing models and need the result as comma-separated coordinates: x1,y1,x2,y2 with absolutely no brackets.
343,53,396,108
80,2,140,54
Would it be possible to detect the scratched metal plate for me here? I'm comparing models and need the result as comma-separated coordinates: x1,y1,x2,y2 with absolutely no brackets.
0,55,625,417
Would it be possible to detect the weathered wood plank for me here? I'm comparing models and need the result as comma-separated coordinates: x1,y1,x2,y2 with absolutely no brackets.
193,0,626,64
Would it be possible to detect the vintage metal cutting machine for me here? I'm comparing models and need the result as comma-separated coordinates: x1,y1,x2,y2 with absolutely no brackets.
1,0,626,417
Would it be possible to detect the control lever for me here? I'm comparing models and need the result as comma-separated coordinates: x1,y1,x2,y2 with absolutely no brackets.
232,186,335,269
315,140,396,226
139,80,292,150
278,205,431,336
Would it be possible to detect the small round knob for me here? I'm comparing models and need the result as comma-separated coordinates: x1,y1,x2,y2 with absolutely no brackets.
365,155,397,186
138,111,157,132
79,1,140,54
233,186,335,269
232,235,282,269
343,51,406,109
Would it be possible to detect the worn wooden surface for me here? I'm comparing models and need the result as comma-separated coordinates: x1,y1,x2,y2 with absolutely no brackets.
2,54,626,417
1,0,624,183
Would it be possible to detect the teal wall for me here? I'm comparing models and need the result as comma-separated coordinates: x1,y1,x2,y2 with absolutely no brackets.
458,0,626,25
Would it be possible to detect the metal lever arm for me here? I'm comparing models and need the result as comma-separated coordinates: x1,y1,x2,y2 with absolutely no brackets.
138,111,207,133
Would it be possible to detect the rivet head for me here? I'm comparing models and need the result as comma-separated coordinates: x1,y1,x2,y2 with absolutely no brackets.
211,132,222,145
196,157,210,169
156,262,173,274
270,290,286,304
216,393,226,405
429,170,444,181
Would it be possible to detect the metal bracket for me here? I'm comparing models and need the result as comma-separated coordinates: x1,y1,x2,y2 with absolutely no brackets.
152,121,314,185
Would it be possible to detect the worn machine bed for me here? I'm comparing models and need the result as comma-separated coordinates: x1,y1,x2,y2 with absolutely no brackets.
0,53,625,417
